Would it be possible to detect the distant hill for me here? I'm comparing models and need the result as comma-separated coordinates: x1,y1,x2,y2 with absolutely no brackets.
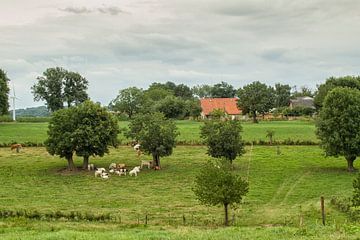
11,106,50,117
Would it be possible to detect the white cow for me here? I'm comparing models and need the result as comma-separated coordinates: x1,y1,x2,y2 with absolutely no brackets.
129,166,140,176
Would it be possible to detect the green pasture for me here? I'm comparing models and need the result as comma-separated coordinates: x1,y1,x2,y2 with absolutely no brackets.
0,120,317,145
0,145,358,238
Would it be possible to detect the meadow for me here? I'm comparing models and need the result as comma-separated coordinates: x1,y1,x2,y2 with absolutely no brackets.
0,120,318,145
0,145,359,239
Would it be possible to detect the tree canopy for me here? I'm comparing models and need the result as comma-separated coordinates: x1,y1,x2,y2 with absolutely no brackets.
274,83,291,108
31,67,89,112
210,81,237,98
126,112,178,168
45,101,119,170
237,81,274,123
0,69,10,115
314,76,360,110
316,87,360,172
109,87,144,119
200,120,245,163
73,101,119,169
193,159,249,226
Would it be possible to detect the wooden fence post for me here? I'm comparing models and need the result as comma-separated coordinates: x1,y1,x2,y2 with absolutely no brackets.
321,196,325,226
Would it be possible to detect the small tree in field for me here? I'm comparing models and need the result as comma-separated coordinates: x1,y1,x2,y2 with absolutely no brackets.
200,120,245,164
126,112,178,168
45,107,77,170
266,130,275,145
193,160,249,226
316,87,360,172
73,101,120,169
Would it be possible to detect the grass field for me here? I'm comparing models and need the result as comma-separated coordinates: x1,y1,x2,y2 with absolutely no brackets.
0,120,318,145
0,145,359,238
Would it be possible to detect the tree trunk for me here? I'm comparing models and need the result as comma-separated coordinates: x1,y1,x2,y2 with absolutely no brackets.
346,156,356,172
152,154,160,168
67,155,76,171
82,155,89,170
224,203,229,226
252,111,258,123
269,136,273,145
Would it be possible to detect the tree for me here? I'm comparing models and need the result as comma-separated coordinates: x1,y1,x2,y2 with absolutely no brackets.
274,83,291,108
192,84,212,98
73,101,120,169
32,67,89,112
200,120,245,164
210,81,236,98
314,76,360,110
193,159,249,226
63,71,89,107
237,81,274,123
291,86,314,98
155,95,186,119
110,87,144,119
0,69,10,115
126,112,178,168
32,67,65,112
316,87,360,172
184,99,202,119
266,130,275,145
174,84,193,99
45,107,77,170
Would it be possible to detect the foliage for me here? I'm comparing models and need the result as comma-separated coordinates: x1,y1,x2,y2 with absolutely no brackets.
31,67,89,112
274,83,291,108
291,86,314,98
109,87,144,119
266,130,275,145
209,109,226,120
316,87,360,172
0,69,10,115
63,71,89,107
184,99,202,119
73,101,120,169
210,81,237,98
237,81,274,123
353,174,360,207
45,107,77,170
282,106,315,117
193,159,249,225
126,112,178,167
200,120,245,163
11,106,50,117
314,76,360,110
155,95,187,119
192,84,212,98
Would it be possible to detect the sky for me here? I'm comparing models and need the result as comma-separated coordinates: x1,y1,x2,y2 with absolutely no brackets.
1,0,360,109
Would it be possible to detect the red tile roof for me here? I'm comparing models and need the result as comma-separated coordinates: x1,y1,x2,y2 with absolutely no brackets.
200,98,241,116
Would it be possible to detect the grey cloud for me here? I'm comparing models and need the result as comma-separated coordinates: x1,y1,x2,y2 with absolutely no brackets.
97,6,126,15
61,7,92,14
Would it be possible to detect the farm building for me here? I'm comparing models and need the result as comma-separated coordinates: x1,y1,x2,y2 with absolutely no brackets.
200,98,242,120
289,96,315,109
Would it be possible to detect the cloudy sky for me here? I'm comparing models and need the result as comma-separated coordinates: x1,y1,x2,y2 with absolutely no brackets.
1,0,360,108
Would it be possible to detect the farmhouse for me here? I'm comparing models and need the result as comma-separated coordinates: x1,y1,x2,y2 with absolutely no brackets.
289,96,315,109
200,98,242,120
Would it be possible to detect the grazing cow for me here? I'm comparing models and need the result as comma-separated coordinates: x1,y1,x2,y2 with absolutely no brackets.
95,170,103,177
101,172,109,179
140,160,152,169
96,168,106,173
129,166,140,176
109,163,117,170
109,169,115,173
115,168,127,176
116,163,126,170
11,144,22,153
88,164,95,171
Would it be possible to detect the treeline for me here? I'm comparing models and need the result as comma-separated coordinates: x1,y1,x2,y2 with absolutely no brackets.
1,66,360,122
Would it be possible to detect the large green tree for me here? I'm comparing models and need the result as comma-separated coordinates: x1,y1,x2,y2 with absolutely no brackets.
210,81,236,98
191,84,212,98
126,112,178,168
63,71,89,107
193,159,249,226
32,67,89,112
73,101,119,169
45,107,77,170
237,81,274,123
316,87,360,172
314,76,360,110
200,120,245,164
155,95,186,119
274,83,291,108
0,69,10,115
110,87,144,119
